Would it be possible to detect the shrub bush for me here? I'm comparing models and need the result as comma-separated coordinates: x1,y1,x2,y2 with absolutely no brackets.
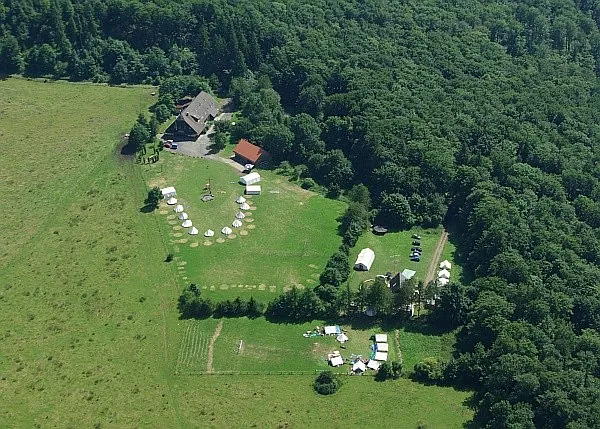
314,371,341,395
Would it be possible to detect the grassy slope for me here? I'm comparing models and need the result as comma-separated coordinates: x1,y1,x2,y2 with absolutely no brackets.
0,79,472,428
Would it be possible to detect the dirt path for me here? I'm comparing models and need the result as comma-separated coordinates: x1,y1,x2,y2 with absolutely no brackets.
425,230,448,284
206,320,224,373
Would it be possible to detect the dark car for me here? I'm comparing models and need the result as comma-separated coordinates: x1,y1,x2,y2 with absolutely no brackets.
163,143,171,149
412,234,421,240
171,143,179,150
411,247,423,252
412,240,421,246
410,257,420,262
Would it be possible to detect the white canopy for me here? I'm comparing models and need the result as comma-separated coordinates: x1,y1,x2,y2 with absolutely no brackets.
336,333,349,343
235,211,246,219
439,260,452,270
245,185,261,195
239,172,261,185
376,342,389,352
374,352,388,362
221,226,232,235
367,360,380,370
329,356,344,367
181,220,192,228
166,197,177,205
232,219,242,228
352,361,366,372
189,227,199,235
375,334,388,343
174,204,184,213
236,196,246,204
324,325,341,335
438,277,450,286
438,269,451,279
354,248,375,271
161,186,176,197
204,229,214,237
178,212,188,220
240,202,250,210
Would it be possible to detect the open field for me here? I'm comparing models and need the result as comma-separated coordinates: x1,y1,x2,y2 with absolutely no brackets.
349,227,444,286
0,78,472,428
143,153,346,300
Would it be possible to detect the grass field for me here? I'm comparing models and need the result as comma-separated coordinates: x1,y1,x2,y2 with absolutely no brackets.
143,152,346,301
0,78,472,428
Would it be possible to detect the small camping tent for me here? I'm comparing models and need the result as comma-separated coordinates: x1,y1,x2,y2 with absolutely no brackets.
232,219,242,228
189,227,199,235
204,229,214,237
166,197,177,205
374,352,388,361
174,205,184,213
367,360,380,370
376,342,389,352
336,333,349,343
240,202,250,210
354,248,375,271
178,212,188,220
438,269,451,279
352,361,366,373
324,325,341,336
221,226,232,235
439,260,452,270
235,211,246,219
161,186,176,198
236,196,246,204
329,356,344,367
245,185,261,195
239,172,261,185
375,334,388,343
438,277,449,286
182,220,192,228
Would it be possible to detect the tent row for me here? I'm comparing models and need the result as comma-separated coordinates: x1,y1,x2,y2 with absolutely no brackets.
437,260,452,286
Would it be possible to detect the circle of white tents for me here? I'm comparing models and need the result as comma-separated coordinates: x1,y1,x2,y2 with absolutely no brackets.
174,205,184,213
166,197,178,205
240,202,250,210
232,219,242,228
221,226,232,235
235,211,246,219
189,227,199,235
182,220,192,228
236,196,246,204
178,212,188,220
204,229,214,237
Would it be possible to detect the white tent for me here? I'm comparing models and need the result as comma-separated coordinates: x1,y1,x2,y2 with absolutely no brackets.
221,226,232,235
189,227,199,235
324,325,341,336
374,352,388,361
236,196,247,204
232,219,242,228
439,260,452,270
352,361,366,373
204,229,214,237
376,342,389,352
336,333,349,343
239,172,261,185
161,186,176,198
367,360,380,371
375,334,388,343
438,277,450,286
182,220,192,228
166,197,177,205
240,202,250,210
438,269,451,279
178,212,188,220
354,248,375,271
401,269,417,282
174,204,184,213
245,185,261,195
329,356,344,367
235,212,246,219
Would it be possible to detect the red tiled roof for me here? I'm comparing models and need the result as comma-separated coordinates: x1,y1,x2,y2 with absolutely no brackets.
233,139,269,164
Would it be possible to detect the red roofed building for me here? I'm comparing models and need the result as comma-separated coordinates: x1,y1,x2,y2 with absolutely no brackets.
233,139,271,166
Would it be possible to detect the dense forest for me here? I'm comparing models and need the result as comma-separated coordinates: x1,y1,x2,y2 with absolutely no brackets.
5,0,600,426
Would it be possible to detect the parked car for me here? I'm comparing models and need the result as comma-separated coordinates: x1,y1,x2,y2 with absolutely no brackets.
412,240,421,246
171,143,178,150
412,234,421,240
412,247,423,252
163,143,171,148
410,257,420,262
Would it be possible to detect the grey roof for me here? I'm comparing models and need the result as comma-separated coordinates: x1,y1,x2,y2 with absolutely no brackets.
177,91,218,135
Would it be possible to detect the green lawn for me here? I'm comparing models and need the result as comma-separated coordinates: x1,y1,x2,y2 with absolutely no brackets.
349,226,444,286
0,78,472,428
143,153,346,301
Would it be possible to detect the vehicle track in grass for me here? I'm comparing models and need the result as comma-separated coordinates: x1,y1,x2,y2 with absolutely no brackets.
207,320,224,373
425,231,448,285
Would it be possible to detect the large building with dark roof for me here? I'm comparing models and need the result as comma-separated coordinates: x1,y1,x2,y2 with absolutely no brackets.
165,91,218,137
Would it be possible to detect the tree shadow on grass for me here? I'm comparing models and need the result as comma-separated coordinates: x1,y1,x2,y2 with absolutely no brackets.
400,315,456,336
139,204,156,213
